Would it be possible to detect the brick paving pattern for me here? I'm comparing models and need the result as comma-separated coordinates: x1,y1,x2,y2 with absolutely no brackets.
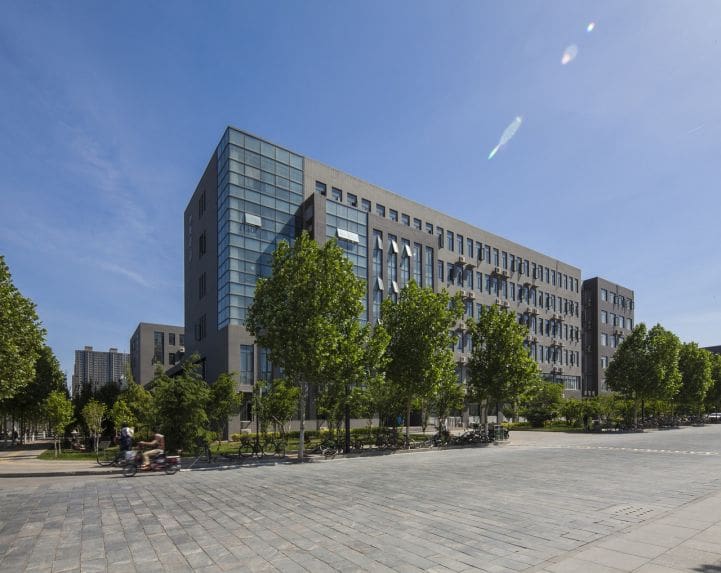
1,426,721,572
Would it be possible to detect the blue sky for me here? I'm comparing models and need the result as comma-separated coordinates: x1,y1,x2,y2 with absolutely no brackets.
1,1,720,383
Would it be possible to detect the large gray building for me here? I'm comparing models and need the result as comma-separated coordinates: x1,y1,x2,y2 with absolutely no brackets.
581,277,635,396
129,323,185,387
185,127,584,428
71,346,129,397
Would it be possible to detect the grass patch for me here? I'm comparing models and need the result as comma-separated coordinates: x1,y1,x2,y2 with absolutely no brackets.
37,449,100,461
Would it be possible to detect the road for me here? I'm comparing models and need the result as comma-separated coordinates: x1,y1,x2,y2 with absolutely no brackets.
1,426,721,572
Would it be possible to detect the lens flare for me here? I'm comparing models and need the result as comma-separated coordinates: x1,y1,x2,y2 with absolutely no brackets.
561,44,578,65
487,116,523,160
586,22,595,33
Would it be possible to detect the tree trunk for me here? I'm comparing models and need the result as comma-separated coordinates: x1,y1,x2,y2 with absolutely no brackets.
297,380,307,461
406,403,411,443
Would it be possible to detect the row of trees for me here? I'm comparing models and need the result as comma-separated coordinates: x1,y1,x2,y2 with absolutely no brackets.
606,323,721,423
246,232,542,458
1,255,70,449
246,232,721,452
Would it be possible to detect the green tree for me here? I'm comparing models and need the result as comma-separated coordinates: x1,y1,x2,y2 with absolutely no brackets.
152,357,210,453
677,343,712,417
44,390,73,457
381,281,463,440
606,323,682,423
258,378,300,437
207,373,243,440
430,375,466,429
246,231,365,459
466,304,541,423
81,399,106,452
559,397,585,427
109,399,135,435
5,345,65,442
119,373,155,437
0,256,45,402
318,320,390,450
705,353,721,413
520,381,563,427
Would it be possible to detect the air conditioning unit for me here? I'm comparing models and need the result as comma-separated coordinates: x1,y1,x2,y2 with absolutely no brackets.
179,346,185,354
458,255,466,265
502,300,510,308
459,356,468,364
495,298,502,305
502,270,509,278
532,336,538,343
466,291,476,300
494,266,501,275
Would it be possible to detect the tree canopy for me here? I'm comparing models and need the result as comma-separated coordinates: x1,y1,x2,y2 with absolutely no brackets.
677,343,712,415
246,231,366,458
152,358,210,453
381,281,463,438
606,323,682,422
466,304,540,419
0,256,45,402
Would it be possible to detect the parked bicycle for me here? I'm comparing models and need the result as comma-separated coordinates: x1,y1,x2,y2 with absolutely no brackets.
238,436,264,459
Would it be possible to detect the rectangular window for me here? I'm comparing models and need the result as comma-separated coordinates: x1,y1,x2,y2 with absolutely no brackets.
347,193,358,207
510,254,515,272
195,315,207,341
467,238,474,258
447,230,454,252
426,222,434,234
475,242,482,260
401,213,410,226
601,310,607,323
413,243,422,285
198,190,206,218
545,268,550,283
628,318,633,329
601,333,608,346
532,263,537,279
457,234,463,255
484,245,491,263
601,356,608,369
493,248,499,267
524,260,529,276
199,231,207,258
179,334,185,346
502,251,508,270
240,345,254,385
476,272,482,292
389,209,398,222
376,204,386,217
169,333,176,346
258,347,273,382
153,331,164,364
198,272,207,299
437,259,444,282
361,198,371,212
331,187,342,202
168,352,176,366
425,247,434,287
600,288,608,301
413,217,422,230
315,181,327,195
400,239,411,287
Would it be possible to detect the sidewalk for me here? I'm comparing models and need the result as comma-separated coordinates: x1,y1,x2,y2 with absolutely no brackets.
0,447,120,477
533,488,721,572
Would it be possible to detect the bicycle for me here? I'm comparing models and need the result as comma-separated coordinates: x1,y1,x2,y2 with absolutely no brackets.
238,437,264,459
96,441,127,466
263,436,286,458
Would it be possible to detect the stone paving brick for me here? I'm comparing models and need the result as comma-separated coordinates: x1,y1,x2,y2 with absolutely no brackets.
3,426,721,572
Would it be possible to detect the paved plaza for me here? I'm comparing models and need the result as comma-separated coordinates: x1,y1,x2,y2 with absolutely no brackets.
1,426,721,572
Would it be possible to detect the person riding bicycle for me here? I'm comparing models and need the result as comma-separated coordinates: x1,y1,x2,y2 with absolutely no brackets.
119,422,134,452
138,432,165,468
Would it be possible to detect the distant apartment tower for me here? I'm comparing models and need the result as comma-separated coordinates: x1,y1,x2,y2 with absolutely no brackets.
581,278,635,396
184,126,584,431
703,346,721,355
129,323,185,386
71,346,129,396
